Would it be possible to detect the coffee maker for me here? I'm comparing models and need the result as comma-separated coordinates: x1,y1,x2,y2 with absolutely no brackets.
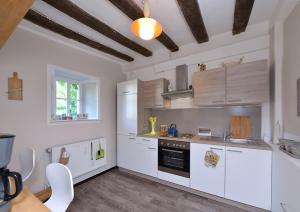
0,134,23,211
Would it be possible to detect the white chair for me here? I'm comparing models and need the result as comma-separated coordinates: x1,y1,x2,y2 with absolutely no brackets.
19,147,35,182
44,163,74,212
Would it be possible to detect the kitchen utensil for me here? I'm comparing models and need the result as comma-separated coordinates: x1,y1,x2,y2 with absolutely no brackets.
160,125,168,137
230,116,251,139
0,134,15,168
0,134,23,211
279,138,300,158
168,124,178,137
0,169,23,202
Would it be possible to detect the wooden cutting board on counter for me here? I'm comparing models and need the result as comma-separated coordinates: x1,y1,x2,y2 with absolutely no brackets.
230,116,252,139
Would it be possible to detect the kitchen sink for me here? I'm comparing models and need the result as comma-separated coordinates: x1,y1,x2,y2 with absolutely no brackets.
228,138,257,145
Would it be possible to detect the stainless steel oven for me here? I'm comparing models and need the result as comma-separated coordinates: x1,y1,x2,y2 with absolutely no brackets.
158,139,190,178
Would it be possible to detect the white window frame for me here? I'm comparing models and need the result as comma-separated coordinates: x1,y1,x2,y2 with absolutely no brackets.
47,64,101,124
53,77,82,116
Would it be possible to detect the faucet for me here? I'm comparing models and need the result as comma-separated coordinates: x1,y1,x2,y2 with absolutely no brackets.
223,130,232,142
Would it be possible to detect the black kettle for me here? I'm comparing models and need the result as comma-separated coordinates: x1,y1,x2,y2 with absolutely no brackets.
0,169,23,205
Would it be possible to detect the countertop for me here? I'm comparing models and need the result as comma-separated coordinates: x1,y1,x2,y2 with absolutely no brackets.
138,134,272,151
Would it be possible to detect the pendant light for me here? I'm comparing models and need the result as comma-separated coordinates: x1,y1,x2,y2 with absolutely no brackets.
131,0,162,40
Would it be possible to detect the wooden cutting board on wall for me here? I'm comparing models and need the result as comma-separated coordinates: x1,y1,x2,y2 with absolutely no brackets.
230,116,252,139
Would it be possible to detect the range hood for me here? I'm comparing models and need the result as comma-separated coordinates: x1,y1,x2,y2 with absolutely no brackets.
161,64,193,99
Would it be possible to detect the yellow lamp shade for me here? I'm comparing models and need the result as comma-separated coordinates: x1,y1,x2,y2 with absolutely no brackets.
131,18,162,40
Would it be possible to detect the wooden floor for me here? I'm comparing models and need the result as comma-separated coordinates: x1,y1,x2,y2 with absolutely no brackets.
67,168,247,212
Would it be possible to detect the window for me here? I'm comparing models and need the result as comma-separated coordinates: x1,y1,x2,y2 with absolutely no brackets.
55,80,80,116
48,65,100,122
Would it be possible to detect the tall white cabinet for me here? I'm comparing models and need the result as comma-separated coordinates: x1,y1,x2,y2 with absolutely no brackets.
117,80,140,136
117,80,158,177
117,80,140,169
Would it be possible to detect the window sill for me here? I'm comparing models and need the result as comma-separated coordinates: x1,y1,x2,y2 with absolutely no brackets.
48,118,101,125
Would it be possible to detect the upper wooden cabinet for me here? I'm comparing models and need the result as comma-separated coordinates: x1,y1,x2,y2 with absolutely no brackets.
193,60,269,106
143,79,170,108
193,67,226,106
226,60,269,104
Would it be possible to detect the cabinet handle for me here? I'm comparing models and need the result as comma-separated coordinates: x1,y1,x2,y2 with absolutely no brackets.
123,91,130,94
227,149,243,153
129,138,136,140
148,147,156,150
210,147,223,151
162,148,183,154
143,139,151,141
280,203,287,212
128,133,135,136
91,142,93,160
228,99,242,103
211,100,224,104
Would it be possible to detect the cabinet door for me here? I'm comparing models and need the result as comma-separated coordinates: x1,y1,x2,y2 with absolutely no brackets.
137,137,158,177
117,135,139,171
117,94,137,135
193,68,226,106
272,148,300,212
117,80,138,95
226,60,269,104
190,143,225,197
225,147,271,210
143,79,169,108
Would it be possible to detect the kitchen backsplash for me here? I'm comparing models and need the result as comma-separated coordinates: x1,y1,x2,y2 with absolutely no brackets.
145,106,261,139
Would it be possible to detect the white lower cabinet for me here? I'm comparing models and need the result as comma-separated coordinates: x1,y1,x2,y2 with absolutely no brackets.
225,147,271,210
117,135,158,177
117,135,139,171
118,136,271,210
136,137,158,177
190,143,225,197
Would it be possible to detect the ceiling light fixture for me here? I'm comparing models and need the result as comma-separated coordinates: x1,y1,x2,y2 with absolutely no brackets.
131,0,163,40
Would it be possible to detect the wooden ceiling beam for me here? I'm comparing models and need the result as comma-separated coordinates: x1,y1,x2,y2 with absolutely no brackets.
0,0,34,48
24,10,134,62
176,0,209,43
41,0,152,57
233,0,255,35
108,0,179,52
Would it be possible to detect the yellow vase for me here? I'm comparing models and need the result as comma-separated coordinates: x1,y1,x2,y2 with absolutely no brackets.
149,116,157,135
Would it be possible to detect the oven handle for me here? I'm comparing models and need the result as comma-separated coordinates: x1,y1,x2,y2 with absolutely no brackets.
161,148,183,154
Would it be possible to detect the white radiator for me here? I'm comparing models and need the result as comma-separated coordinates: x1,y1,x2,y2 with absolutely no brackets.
47,138,107,178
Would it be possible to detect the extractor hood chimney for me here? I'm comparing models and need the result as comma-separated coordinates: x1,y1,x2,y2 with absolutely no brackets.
161,64,193,99
176,64,188,91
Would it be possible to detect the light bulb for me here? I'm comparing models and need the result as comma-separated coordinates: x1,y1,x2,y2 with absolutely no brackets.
139,18,155,40
131,18,162,40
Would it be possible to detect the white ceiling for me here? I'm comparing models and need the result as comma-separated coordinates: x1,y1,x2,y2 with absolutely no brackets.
30,0,280,62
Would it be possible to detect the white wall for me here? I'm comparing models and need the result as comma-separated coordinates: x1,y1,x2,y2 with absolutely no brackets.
127,36,271,139
0,28,126,192
123,22,270,72
282,2,300,140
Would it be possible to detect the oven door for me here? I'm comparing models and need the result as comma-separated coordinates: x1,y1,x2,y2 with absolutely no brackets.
158,146,190,178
